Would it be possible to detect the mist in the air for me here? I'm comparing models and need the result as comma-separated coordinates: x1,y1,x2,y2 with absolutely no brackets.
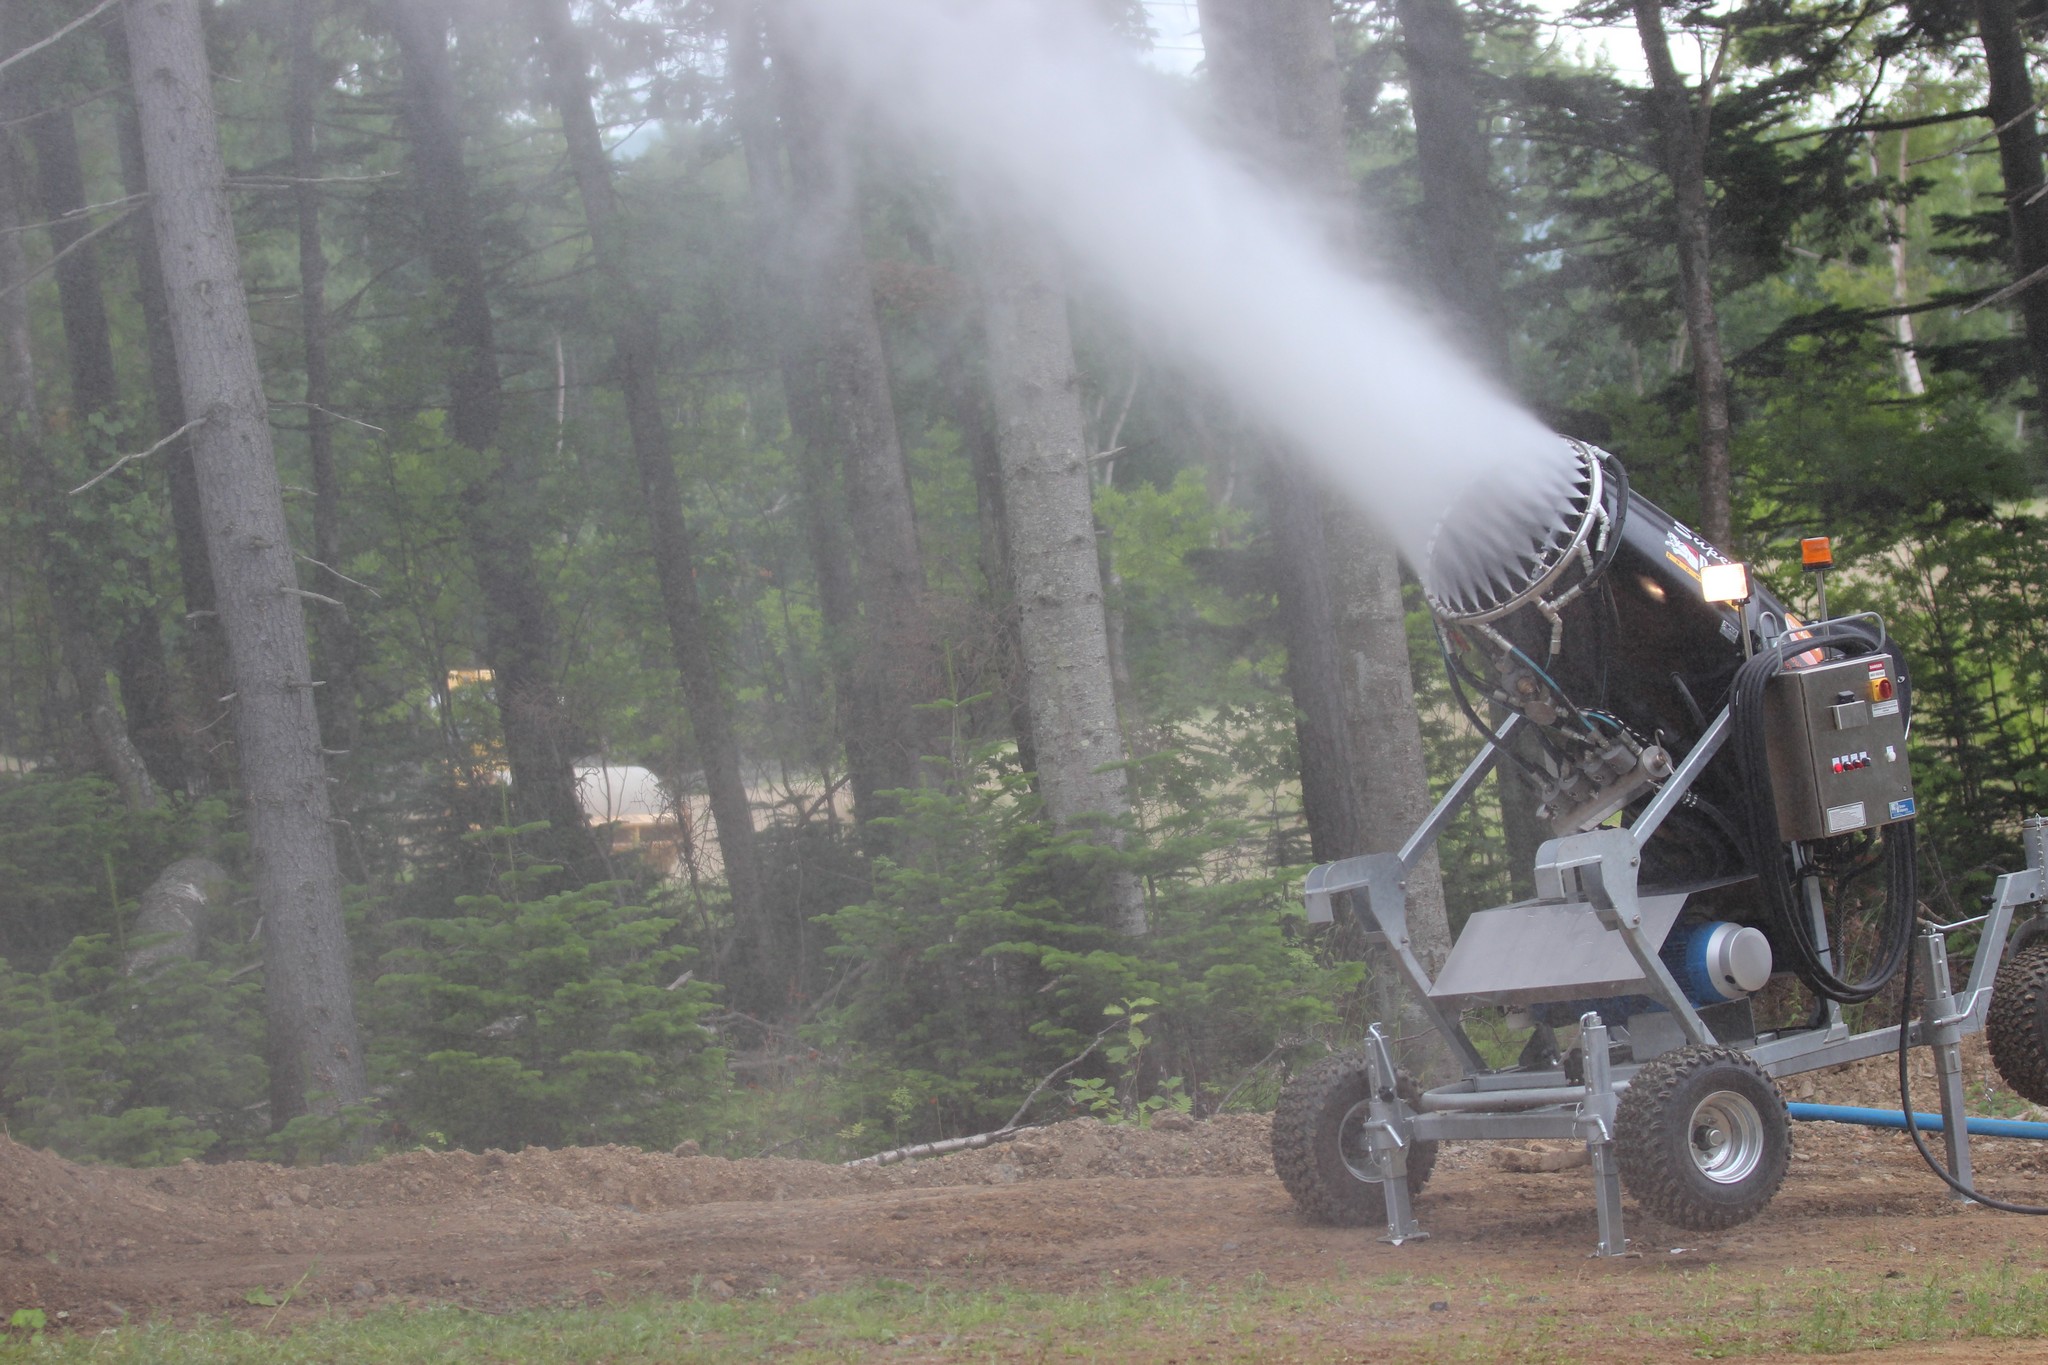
774,0,1572,564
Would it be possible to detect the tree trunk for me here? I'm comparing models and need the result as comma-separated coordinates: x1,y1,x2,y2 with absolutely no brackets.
1196,0,1449,940
1329,531,1452,971
387,0,596,878
1197,0,1456,1037
768,24,942,824
124,856,230,977
1633,0,1733,549
1972,0,2048,419
530,0,767,961
1195,0,1361,864
22,103,119,422
1387,0,1542,899
119,0,367,1121
1,37,185,795
1871,135,1928,399
975,224,1146,937
287,0,361,770
949,345,1039,779
0,131,158,813
109,27,232,793
1393,0,1510,378
725,2,890,840
1264,457,1364,865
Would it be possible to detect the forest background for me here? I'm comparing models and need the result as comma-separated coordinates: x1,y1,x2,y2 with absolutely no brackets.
0,0,2043,1168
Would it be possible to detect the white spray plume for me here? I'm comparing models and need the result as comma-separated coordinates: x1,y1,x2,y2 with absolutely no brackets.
774,0,1573,564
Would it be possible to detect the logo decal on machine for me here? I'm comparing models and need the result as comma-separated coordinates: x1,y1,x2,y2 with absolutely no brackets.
1661,522,1726,584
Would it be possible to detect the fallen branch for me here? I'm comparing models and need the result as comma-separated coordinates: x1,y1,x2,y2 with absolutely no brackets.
841,1128,1027,1168
69,417,205,495
843,1017,1125,1169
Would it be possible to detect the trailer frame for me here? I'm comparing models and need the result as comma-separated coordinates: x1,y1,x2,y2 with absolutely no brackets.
1300,710,2048,1256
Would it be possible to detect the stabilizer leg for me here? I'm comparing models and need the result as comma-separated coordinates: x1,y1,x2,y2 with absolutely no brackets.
1919,931,1975,1201
1364,1025,1428,1245
1579,1012,1630,1257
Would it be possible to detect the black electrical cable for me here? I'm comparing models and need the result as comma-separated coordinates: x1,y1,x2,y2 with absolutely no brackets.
1894,918,2048,1214
1436,626,1557,788
1726,619,1916,1003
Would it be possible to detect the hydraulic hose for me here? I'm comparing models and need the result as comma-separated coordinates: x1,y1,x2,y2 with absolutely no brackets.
1894,926,2048,1215
1787,1102,2048,1140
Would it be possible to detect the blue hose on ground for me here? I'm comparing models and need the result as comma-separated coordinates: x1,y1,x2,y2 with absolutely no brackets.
1787,1102,2048,1141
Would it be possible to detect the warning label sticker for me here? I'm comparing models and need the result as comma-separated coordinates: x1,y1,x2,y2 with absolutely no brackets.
1872,698,1901,718
1825,801,1868,835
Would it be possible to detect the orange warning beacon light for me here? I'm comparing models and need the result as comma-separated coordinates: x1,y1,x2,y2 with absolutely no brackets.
1801,536,1834,623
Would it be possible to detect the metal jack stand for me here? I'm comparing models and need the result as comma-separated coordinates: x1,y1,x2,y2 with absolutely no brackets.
1579,1013,1629,1257
1358,1025,1427,1246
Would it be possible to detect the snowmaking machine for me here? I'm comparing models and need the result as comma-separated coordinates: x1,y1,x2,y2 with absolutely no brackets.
1274,438,2048,1254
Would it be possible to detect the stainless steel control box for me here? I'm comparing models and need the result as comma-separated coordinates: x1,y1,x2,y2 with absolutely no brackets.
1762,654,1915,842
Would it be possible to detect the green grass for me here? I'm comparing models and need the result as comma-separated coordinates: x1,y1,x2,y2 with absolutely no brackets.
4,1262,2048,1362
0,1280,1323,1364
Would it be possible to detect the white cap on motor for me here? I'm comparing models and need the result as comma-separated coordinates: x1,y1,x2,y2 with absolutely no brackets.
1704,922,1774,998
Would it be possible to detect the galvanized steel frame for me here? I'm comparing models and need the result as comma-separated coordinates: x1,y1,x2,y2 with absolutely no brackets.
1308,707,2048,1258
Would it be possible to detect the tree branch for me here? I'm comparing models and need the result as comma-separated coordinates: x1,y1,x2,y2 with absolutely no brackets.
69,417,206,495
1964,259,2048,314
1769,107,1991,145
0,0,121,82
1905,100,2043,167
0,206,137,305
0,191,150,237
294,552,383,598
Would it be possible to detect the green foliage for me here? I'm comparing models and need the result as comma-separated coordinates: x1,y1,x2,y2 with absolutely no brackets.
0,777,231,971
5,1307,45,1346
816,752,1353,1147
367,844,724,1152
1829,510,2048,896
3,0,2046,1178
0,934,265,1164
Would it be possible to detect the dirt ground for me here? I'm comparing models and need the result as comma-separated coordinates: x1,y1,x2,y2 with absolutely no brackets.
5,1039,2048,1360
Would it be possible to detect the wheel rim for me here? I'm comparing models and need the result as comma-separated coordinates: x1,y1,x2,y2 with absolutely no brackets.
1338,1098,1385,1184
1688,1089,1766,1184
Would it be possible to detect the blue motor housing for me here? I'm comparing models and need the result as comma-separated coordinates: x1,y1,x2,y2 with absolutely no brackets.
1661,920,1774,1005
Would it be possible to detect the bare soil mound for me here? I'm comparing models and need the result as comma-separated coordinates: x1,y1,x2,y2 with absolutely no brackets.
0,1133,222,1267
3,1038,2044,1340
105,1111,1274,1221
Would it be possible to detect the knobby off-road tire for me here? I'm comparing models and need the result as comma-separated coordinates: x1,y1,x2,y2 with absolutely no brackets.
1272,1052,1437,1226
1615,1043,1789,1232
1988,938,2048,1106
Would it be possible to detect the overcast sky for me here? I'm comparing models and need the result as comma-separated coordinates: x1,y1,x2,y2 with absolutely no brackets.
1139,0,1667,82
